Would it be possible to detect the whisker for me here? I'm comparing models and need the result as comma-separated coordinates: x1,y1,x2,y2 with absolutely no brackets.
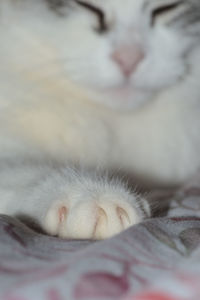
18,56,95,73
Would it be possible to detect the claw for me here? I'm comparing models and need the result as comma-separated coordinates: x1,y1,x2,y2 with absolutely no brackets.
58,206,68,224
92,207,108,238
117,207,131,228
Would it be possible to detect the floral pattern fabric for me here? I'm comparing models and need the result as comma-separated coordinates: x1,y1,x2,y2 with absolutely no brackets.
1,174,200,300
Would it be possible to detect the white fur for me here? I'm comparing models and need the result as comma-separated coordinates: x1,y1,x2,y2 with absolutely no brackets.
0,0,199,239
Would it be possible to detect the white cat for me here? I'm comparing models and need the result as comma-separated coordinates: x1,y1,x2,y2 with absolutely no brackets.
0,0,200,239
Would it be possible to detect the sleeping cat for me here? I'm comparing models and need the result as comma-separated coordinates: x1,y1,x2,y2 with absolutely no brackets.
0,0,200,239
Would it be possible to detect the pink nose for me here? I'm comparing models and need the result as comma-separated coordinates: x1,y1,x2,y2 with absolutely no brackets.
111,45,144,77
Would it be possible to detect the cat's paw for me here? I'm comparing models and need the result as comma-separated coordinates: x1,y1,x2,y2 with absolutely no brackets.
44,183,150,240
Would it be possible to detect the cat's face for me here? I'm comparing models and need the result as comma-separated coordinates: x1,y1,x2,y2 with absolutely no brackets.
56,0,200,109
10,0,200,110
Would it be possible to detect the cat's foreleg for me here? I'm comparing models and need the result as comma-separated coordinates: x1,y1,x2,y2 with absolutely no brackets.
0,161,150,239
43,168,151,239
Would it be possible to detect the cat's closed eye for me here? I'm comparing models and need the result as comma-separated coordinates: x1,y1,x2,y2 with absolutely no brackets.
151,1,184,26
76,0,109,33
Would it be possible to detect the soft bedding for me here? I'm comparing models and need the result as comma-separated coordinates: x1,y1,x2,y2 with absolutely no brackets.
1,174,200,300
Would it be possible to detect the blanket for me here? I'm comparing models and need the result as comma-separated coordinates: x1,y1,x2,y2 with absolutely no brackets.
1,174,200,300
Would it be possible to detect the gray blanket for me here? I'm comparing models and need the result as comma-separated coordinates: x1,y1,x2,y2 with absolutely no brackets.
1,174,200,300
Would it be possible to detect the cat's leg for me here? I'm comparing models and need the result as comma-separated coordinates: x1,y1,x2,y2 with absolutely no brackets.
44,170,150,240
0,160,150,239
